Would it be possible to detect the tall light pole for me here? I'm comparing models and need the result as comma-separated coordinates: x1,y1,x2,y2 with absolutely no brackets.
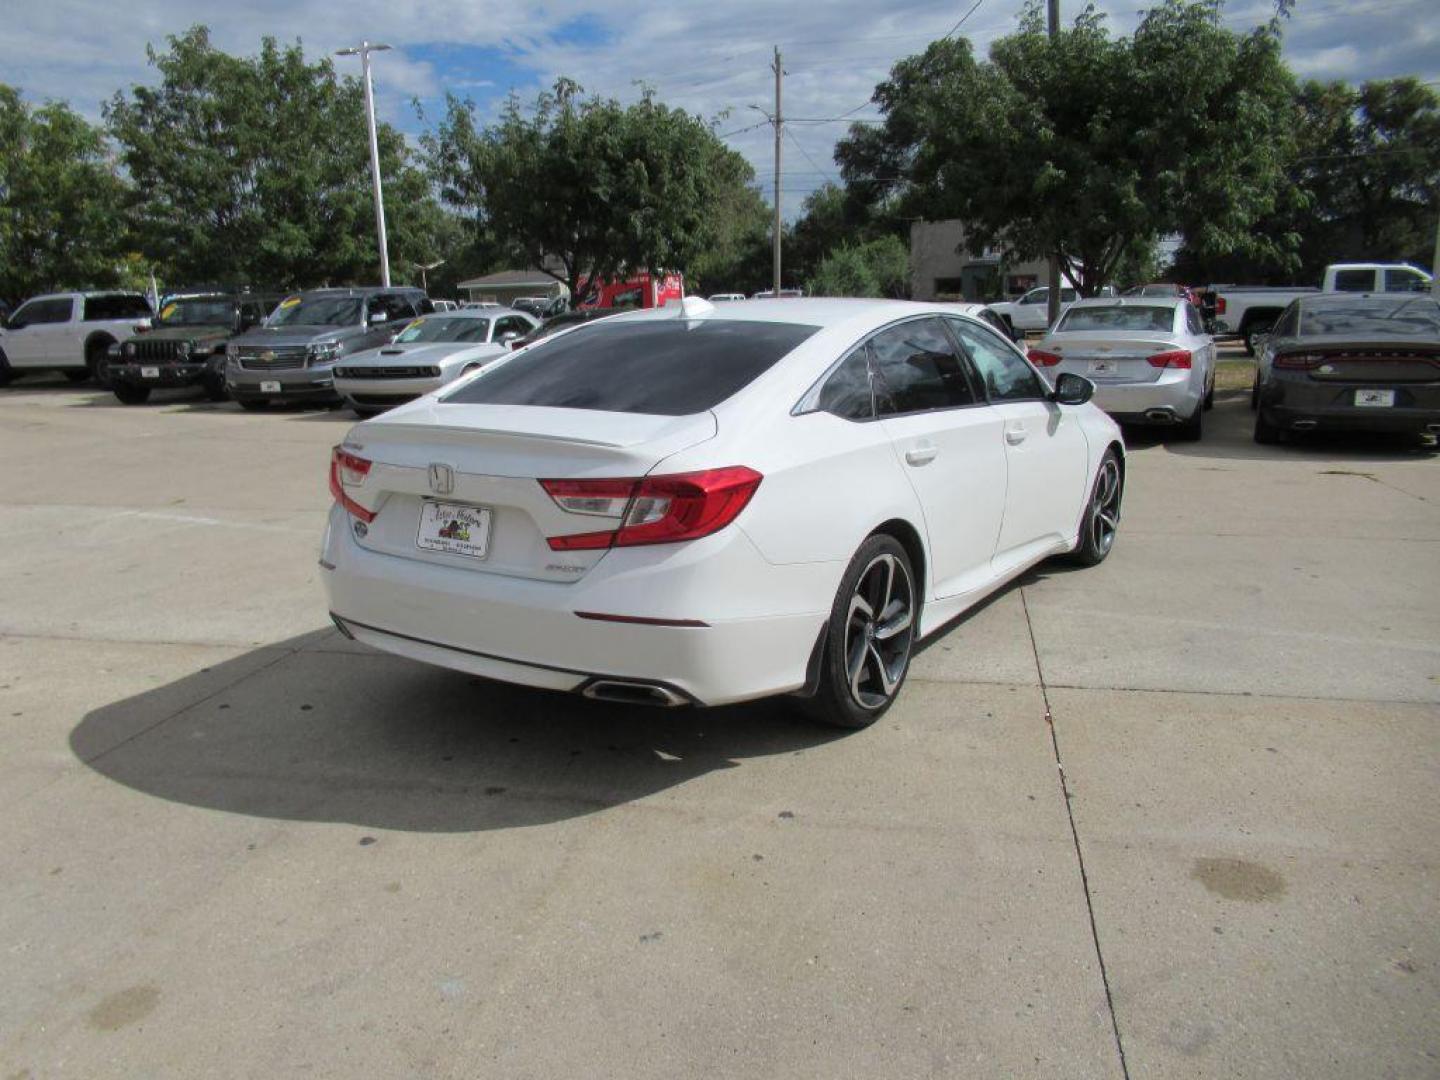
1045,0,1062,328
337,41,392,287
772,47,783,296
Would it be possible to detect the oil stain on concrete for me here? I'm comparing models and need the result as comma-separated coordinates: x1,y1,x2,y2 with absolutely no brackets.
1191,858,1287,902
87,985,160,1031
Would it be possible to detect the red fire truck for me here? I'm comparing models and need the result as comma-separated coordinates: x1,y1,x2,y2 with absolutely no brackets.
575,272,685,310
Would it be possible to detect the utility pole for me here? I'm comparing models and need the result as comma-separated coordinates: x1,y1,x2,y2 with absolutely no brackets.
772,47,784,296
337,41,393,287
1045,0,1062,329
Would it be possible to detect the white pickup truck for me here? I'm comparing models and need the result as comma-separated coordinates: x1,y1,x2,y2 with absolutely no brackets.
1210,263,1433,354
0,291,154,385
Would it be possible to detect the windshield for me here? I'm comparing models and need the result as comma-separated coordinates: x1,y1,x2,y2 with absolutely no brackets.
265,295,362,328
1057,305,1176,332
1300,298,1440,338
393,316,491,344
157,298,233,326
443,319,820,415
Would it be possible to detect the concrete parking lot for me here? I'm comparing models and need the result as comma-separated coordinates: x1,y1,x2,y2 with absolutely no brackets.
2,366,1437,1078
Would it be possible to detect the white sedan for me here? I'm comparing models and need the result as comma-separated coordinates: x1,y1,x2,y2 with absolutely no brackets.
1028,297,1216,440
333,308,538,417
321,298,1124,728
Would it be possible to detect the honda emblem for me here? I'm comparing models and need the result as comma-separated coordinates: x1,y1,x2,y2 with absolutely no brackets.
428,463,455,495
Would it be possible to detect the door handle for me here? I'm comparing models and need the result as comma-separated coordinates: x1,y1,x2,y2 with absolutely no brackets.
1005,426,1027,446
905,445,937,466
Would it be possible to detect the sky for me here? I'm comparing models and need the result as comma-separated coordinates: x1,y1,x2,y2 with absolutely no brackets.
4,0,1437,221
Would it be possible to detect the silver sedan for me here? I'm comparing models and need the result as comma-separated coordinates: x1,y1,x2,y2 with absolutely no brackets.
1029,297,1216,439
333,308,539,417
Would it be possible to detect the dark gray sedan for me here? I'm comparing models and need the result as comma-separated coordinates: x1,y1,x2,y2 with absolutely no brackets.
1252,293,1440,444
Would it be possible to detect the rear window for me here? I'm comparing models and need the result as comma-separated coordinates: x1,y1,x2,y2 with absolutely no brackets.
1056,305,1176,333
83,294,152,320
442,319,819,415
1299,298,1440,338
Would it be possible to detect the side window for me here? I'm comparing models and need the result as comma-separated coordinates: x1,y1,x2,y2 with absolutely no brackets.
947,318,1046,402
1271,304,1299,338
83,295,149,320
382,293,416,321
1185,304,1204,335
23,298,75,324
1020,289,1045,306
493,316,528,339
814,344,874,421
1332,268,1374,292
869,318,979,416
1384,268,1424,293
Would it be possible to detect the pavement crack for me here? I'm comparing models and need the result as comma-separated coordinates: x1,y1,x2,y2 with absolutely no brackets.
1021,585,1132,1080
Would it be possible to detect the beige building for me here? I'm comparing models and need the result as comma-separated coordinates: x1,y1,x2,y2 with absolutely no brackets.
457,269,569,307
909,220,1053,302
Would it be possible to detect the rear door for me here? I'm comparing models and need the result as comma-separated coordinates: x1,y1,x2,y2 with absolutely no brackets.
946,318,1088,571
7,298,75,366
870,317,1008,600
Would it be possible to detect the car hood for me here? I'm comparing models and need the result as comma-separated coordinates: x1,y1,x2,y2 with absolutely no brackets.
345,341,500,367
228,325,357,348
136,325,233,343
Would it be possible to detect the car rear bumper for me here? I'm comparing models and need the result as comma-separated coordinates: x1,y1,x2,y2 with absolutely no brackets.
1260,379,1440,433
320,505,836,706
1086,371,1201,423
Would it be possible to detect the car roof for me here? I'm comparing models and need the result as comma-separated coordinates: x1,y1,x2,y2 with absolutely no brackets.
1064,296,1182,309
29,290,147,300
1295,291,1435,308
414,307,495,318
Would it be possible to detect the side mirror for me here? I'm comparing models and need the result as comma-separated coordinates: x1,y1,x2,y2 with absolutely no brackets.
4,318,24,331
497,331,521,345
369,310,389,325
238,310,259,330
1050,372,1094,406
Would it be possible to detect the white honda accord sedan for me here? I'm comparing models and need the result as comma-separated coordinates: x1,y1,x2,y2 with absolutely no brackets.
321,298,1124,728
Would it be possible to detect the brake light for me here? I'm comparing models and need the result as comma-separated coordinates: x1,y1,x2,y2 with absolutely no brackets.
1146,350,1192,369
329,446,376,523
541,467,763,550
1215,297,1227,315
1273,352,1324,370
1029,349,1063,366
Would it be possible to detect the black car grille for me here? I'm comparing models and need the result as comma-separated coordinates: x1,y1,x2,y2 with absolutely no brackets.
237,345,307,370
337,365,438,379
351,393,420,407
131,339,187,363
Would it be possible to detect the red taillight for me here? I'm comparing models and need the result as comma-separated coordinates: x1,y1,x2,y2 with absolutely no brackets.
1029,349,1063,366
541,467,763,551
329,446,376,523
1146,349,1192,369
1272,352,1324,370
1214,297,1227,315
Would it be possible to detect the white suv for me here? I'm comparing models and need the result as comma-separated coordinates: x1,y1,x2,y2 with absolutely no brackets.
0,292,153,386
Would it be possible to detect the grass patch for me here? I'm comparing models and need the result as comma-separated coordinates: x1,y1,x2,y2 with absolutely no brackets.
1215,358,1255,392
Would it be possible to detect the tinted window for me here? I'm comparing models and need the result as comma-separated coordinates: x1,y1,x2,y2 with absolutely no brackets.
394,316,491,344
869,318,978,415
948,318,1046,401
1384,268,1427,293
494,315,531,338
979,309,1010,336
157,298,235,326
1057,305,1176,332
443,319,819,415
1270,304,1300,338
1331,268,1375,292
83,295,150,320
12,298,73,325
1298,297,1440,338
815,344,874,421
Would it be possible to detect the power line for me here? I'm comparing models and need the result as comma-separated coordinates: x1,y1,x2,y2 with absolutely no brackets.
784,127,839,185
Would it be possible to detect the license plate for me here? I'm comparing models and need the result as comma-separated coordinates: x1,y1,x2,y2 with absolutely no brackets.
1354,389,1394,407
416,500,492,560
140,366,160,378
259,380,282,394
1087,358,1117,375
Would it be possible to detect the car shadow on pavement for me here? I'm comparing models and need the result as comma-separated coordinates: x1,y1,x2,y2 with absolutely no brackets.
69,629,845,834
1122,391,1438,463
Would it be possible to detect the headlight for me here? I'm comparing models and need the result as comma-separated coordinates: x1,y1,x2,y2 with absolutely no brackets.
427,366,441,377
307,342,341,365
108,343,123,357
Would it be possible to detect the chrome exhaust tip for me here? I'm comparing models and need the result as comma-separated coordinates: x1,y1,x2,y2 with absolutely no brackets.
581,679,689,708
1291,419,1318,430
1144,409,1176,423
1426,423,1440,434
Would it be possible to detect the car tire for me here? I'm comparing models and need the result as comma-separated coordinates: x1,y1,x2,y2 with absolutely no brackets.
1203,373,1215,410
1254,408,1282,445
0,348,13,387
803,534,917,730
1069,449,1122,567
112,383,151,405
86,339,115,387
1174,399,1204,441
237,399,269,412
202,371,229,402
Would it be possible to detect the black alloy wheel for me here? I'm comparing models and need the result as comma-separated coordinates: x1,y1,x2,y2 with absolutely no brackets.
1070,450,1122,566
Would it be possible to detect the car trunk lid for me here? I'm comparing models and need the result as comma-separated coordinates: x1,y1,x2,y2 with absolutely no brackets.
1281,341,1440,383
1040,333,1183,384
336,405,717,583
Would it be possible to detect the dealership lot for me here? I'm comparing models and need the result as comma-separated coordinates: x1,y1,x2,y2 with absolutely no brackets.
1,370,1437,1078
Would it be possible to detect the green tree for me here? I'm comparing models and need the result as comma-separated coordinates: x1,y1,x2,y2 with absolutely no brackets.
105,26,444,288
787,182,906,287
809,235,911,298
837,0,1297,295
0,84,131,304
424,80,761,299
